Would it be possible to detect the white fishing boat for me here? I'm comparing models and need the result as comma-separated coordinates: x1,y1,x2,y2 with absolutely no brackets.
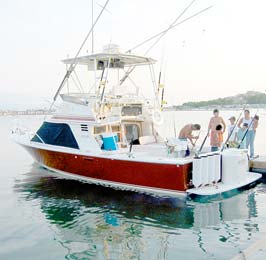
11,1,261,199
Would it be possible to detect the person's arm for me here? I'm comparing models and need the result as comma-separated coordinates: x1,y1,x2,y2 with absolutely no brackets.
188,136,193,143
221,118,226,133
253,119,258,132
233,132,237,142
207,119,212,136
227,126,231,139
237,118,243,128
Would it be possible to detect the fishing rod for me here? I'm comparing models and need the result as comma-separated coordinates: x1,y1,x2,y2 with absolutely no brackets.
221,105,246,152
161,88,165,110
189,130,201,155
237,109,259,149
51,0,110,105
197,131,209,154
173,112,177,138
157,70,165,110
192,130,201,147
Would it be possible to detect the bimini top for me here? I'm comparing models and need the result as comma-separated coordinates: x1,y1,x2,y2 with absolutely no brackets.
62,53,156,71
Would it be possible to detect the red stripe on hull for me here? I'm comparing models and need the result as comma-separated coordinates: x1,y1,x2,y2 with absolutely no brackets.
24,146,192,192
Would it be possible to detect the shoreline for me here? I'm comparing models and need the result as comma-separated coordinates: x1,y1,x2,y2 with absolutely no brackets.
164,105,266,111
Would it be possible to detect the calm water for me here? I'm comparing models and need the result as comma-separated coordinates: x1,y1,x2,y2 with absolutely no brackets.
1,110,266,260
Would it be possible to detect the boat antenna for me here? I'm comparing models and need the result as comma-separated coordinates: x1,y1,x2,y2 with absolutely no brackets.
51,0,110,105
221,105,246,152
173,112,177,138
120,3,213,86
237,109,259,149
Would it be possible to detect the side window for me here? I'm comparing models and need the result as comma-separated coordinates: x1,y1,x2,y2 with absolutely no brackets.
125,124,140,142
93,126,106,134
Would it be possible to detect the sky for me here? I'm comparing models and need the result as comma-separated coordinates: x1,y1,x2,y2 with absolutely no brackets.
0,0,266,109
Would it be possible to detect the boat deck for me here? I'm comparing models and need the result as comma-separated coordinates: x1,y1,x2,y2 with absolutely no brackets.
100,143,193,165
187,172,261,197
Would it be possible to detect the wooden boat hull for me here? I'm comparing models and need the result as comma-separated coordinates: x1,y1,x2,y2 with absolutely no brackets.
23,145,192,194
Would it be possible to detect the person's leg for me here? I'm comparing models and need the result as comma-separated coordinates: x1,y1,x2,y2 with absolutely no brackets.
245,131,251,149
249,130,255,158
211,146,218,152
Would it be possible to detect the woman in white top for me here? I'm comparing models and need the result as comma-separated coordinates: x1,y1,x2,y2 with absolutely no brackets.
227,116,238,144
237,110,259,158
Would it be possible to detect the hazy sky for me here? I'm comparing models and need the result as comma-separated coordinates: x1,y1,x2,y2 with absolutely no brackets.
1,0,266,109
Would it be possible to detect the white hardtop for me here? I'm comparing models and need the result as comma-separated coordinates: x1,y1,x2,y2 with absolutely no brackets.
62,52,156,70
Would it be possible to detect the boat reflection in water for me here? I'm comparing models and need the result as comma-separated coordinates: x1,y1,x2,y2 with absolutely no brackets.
14,164,260,260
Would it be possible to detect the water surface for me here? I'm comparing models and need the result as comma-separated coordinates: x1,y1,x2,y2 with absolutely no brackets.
0,111,266,260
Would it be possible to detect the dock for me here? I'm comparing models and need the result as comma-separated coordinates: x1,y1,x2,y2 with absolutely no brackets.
232,237,266,260
250,156,266,175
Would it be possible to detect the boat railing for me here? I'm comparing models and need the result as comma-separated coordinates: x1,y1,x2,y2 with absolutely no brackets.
12,125,45,144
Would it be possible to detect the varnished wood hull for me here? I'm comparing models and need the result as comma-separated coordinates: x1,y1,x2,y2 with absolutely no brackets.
23,145,192,193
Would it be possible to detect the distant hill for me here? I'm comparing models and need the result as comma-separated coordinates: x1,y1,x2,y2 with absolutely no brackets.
176,91,266,109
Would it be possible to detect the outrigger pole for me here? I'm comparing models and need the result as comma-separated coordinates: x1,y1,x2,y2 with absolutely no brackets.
51,0,110,104
120,3,213,86
91,0,94,54
145,0,197,55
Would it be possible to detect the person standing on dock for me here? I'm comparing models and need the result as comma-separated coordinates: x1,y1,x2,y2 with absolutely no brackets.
208,109,226,152
238,110,259,158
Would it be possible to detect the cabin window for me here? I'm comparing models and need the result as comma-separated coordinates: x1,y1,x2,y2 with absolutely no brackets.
111,125,120,132
93,125,122,143
31,122,79,149
93,126,106,134
125,124,140,143
121,105,142,116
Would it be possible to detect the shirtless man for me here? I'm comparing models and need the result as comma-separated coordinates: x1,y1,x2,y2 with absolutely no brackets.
208,109,226,151
178,124,201,145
